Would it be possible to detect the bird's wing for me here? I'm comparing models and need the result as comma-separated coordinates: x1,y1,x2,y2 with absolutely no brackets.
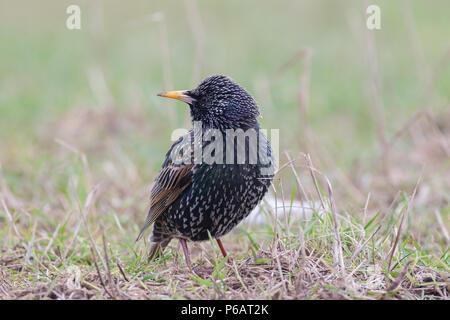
136,133,195,241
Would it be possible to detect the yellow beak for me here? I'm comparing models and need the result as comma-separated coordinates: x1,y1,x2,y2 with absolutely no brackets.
157,90,195,104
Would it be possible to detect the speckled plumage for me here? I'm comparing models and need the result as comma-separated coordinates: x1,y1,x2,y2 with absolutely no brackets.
137,75,274,266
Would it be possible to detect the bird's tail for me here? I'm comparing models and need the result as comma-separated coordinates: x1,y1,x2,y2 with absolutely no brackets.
135,215,152,242
148,238,172,262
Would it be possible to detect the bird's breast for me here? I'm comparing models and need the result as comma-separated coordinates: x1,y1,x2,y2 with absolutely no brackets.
167,163,271,240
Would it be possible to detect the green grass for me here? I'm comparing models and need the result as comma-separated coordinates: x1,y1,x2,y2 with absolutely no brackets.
0,0,449,299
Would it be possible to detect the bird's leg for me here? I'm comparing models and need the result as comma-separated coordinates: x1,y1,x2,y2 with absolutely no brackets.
180,238,212,274
179,238,193,271
216,238,231,264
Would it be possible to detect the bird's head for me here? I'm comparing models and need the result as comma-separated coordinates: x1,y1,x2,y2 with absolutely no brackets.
157,75,260,130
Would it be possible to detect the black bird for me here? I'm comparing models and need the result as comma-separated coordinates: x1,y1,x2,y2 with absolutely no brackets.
136,75,274,272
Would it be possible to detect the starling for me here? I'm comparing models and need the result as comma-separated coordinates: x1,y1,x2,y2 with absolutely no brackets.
136,75,274,272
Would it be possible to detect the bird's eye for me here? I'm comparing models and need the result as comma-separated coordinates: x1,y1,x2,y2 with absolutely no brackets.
186,91,198,100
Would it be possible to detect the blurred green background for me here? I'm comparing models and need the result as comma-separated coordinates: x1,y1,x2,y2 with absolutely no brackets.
0,0,449,201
